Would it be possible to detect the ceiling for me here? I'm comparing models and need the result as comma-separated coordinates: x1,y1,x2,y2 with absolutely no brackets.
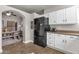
9,5,73,14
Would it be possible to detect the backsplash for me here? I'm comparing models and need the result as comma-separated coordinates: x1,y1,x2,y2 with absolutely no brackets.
50,24,79,31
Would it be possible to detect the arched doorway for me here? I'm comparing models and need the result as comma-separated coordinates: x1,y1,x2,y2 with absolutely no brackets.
2,10,25,50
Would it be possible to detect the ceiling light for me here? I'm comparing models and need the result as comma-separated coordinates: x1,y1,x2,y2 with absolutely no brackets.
6,12,11,16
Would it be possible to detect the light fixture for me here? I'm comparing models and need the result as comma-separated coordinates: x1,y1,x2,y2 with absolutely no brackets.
6,11,12,16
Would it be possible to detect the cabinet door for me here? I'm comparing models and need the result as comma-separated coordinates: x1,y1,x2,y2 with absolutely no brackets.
54,34,65,50
47,32,55,47
65,35,79,53
56,9,66,24
49,12,57,24
66,6,77,24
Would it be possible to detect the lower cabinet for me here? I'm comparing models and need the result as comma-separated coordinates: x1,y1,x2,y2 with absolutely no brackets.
65,35,79,53
54,34,65,50
47,32,55,47
47,32,79,54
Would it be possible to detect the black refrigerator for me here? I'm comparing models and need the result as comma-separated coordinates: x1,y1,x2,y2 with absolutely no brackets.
34,17,50,47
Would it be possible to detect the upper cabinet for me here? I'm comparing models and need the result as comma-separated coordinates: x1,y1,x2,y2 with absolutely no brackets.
65,6,77,24
56,9,66,24
49,12,57,24
48,6,77,25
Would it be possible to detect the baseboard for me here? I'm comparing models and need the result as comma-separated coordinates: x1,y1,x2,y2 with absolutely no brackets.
53,47,72,54
0,48,3,54
23,40,33,43
47,46,72,54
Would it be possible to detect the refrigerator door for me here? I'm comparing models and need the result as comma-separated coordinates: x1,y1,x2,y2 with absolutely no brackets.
34,17,48,47
39,24,45,36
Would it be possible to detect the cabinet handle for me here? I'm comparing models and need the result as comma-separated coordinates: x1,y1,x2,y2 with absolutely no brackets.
65,19,67,22
62,40,67,43
49,38,51,39
63,40,64,42
63,19,66,22
70,37,74,38
65,40,67,43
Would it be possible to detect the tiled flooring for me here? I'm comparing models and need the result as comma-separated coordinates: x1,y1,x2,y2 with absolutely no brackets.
2,42,63,54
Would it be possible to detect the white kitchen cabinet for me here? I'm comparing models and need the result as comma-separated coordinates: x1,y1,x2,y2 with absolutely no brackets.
47,32,55,47
65,35,79,53
49,9,66,24
56,9,66,24
47,32,79,53
49,6,77,24
54,34,79,53
47,33,66,49
54,34,66,50
49,12,57,24
65,6,77,24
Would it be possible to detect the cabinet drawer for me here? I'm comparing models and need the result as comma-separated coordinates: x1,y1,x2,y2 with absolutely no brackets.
47,40,54,43
47,35,52,38
47,36,54,39
66,35,79,40
47,41,54,44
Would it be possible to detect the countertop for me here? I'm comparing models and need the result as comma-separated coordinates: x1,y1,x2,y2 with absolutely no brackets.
47,30,79,36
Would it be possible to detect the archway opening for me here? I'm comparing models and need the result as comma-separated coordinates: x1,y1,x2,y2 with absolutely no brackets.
2,10,25,47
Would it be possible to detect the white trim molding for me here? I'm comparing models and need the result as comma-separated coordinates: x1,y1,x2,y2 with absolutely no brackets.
0,48,3,54
23,40,33,43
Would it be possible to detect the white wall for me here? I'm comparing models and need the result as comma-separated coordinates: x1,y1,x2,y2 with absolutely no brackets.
29,14,34,42
23,13,33,43
0,5,33,53
29,13,43,42
2,15,20,22
50,24,79,31
33,13,40,18
0,13,2,53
